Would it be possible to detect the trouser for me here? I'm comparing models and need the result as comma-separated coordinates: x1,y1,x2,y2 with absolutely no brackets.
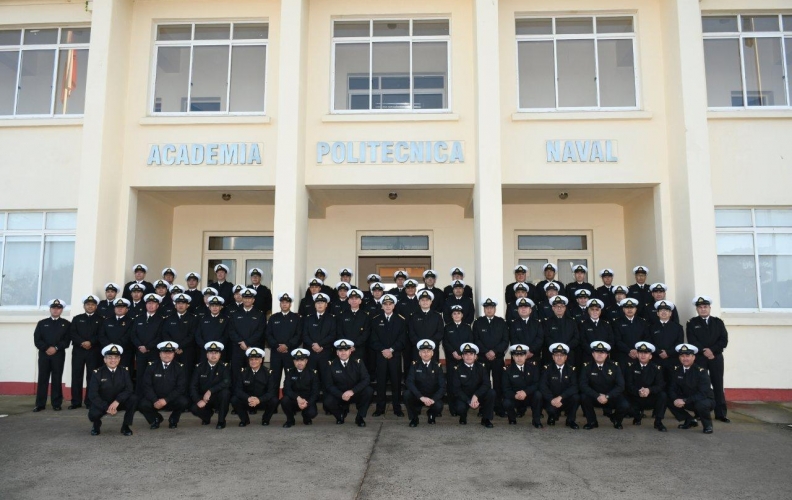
668,398,714,428
138,395,189,424
70,347,100,405
280,395,319,423
543,394,580,423
375,353,402,410
119,348,134,379
231,394,276,424
269,349,294,393
88,395,138,428
190,388,231,424
36,350,66,408
365,349,378,385
134,351,159,395
324,386,374,420
479,356,505,412
445,358,461,401
306,349,331,377
401,345,413,384
404,391,444,420
452,389,496,420
626,392,667,421
697,354,727,418
175,345,197,384
503,390,543,423
581,393,631,424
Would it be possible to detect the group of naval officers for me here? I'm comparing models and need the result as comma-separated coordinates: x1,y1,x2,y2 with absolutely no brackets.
32,262,728,436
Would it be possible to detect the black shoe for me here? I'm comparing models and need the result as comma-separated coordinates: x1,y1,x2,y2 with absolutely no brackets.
428,414,436,425
409,418,419,427
90,426,100,436
613,420,624,430
121,425,133,436
394,409,405,417
481,418,494,428
703,426,714,434
68,404,82,410
168,420,178,429
150,421,160,430
356,417,366,427
566,421,579,430
655,421,667,432
52,406,62,411
459,415,467,425
717,417,731,423
238,421,248,427
508,418,517,425
633,417,642,426
283,421,294,428
216,422,226,429
303,418,313,425
32,406,45,412
336,418,345,425
449,410,458,417
201,419,210,425
678,420,697,429
533,421,543,429
583,422,599,430
547,416,556,426
261,419,271,426
372,409,384,417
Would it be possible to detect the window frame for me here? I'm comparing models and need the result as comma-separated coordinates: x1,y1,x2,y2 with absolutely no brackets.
0,211,77,310
0,26,91,119
715,208,792,312
514,230,593,283
202,231,274,287
703,13,792,110
357,230,434,257
330,17,453,114
514,14,641,112
149,21,269,117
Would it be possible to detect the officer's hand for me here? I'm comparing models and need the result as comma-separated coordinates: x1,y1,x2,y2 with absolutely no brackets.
107,401,119,415
176,349,183,354
629,349,638,359
249,397,260,407
203,390,212,401
486,351,495,361
277,344,288,353
639,388,650,397
420,397,433,406
704,348,715,360
154,399,167,409
197,400,207,409
312,343,321,353
297,397,308,409
342,390,354,401
452,352,462,360
597,394,608,405
674,398,685,408
659,351,668,359
81,341,91,349
551,396,563,408
45,347,56,356
381,349,392,359
516,391,527,401
469,396,480,409
526,352,534,359
240,342,248,350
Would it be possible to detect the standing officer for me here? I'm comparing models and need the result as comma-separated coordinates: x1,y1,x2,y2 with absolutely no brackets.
231,347,277,426
161,267,177,286
668,343,715,433
443,280,475,324
98,283,120,318
624,341,667,431
302,292,336,373
535,282,561,320
539,343,580,429
190,342,232,429
578,299,614,359
443,267,473,301
32,299,70,412
98,298,134,370
88,344,137,436
323,339,373,427
127,283,146,320
364,282,385,316
509,298,544,357
570,289,592,322
420,270,445,313
267,292,302,390
535,263,564,304
138,341,189,429
443,305,474,403
613,297,650,367
405,339,446,427
370,294,407,417
131,294,165,391
628,266,652,306
605,285,629,323
280,348,320,427
389,270,408,297
506,283,532,322
472,297,509,417
299,278,323,317
642,283,680,325
247,268,272,316
303,268,334,301
363,274,381,303
336,289,370,362
208,264,235,305
228,288,266,377
123,264,154,301
502,344,543,428
579,341,631,430
407,290,444,363
686,295,729,423
565,264,596,302
227,284,246,315
450,343,496,427
195,296,230,361
649,300,684,378
152,280,173,313
543,295,579,368
330,282,351,318
69,294,104,409
596,269,617,309
184,272,203,309
161,293,199,383
505,264,537,306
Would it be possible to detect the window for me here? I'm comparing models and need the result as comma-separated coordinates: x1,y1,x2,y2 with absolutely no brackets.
203,232,273,289
0,27,90,117
0,211,76,308
703,14,792,108
361,235,430,251
152,22,268,114
516,16,638,111
715,208,792,310
515,231,592,283
332,19,450,112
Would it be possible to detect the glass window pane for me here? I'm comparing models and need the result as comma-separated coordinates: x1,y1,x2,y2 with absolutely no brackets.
515,19,552,35
0,213,5,230
557,259,588,284
518,41,555,109
54,48,88,115
45,212,77,230
556,18,593,35
0,30,22,45
16,50,55,115
517,259,548,283
785,16,792,32
190,46,229,112
413,94,443,109
703,39,743,107
702,16,738,33
0,236,42,306
8,212,43,230
717,255,758,308
759,255,792,308
246,259,273,289
413,20,449,36
757,234,792,255
373,21,409,37
742,15,780,33
40,236,74,306
229,45,266,112
207,259,236,284
157,25,192,41
787,39,792,106
233,23,268,40
597,17,634,34
0,51,19,115
381,76,409,89
557,39,597,107
756,209,792,227
412,42,447,109
60,27,91,44
597,39,636,107
361,236,429,250
195,24,231,40
373,42,409,109
334,21,370,38
715,209,752,227
208,236,273,251
518,235,587,250
23,29,58,45
743,38,787,106
154,46,190,112
334,43,370,110
716,233,755,255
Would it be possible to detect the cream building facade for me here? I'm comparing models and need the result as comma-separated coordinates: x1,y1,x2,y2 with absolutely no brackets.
0,0,790,399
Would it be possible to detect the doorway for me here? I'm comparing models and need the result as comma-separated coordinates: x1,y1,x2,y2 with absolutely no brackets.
204,233,274,288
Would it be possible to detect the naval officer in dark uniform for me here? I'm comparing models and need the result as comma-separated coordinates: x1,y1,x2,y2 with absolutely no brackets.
404,339,446,427
88,344,137,436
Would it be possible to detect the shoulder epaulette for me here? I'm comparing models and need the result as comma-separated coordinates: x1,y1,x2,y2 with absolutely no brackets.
328,360,333,365
412,361,416,365
699,367,705,372
178,363,183,367
583,362,589,367
398,314,405,320
503,366,508,370
613,361,619,366
241,367,245,372
656,365,661,370
313,369,317,374
356,358,361,363
543,364,549,370
93,369,99,373
572,366,576,371
223,362,228,366
148,362,153,365
268,369,273,374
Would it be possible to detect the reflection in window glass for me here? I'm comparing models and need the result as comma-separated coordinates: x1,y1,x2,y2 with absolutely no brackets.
190,46,229,112
742,37,786,106
597,39,636,107
154,46,190,112
704,39,743,107
40,236,75,305
1,237,42,306
718,255,758,308
208,236,274,251
55,48,89,114
557,40,597,107
16,50,56,115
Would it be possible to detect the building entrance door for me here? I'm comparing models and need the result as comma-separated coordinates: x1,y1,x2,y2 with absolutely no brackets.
358,256,431,289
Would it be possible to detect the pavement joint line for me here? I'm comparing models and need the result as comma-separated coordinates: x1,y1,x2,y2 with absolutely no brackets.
354,421,384,500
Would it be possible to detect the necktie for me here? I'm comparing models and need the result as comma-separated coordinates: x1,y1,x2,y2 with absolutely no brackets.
598,365,603,372
342,362,347,369
519,365,523,372
558,367,563,378
164,363,169,369
425,364,430,369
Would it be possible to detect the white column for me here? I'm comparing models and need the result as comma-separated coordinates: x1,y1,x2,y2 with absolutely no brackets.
271,0,309,310
472,0,505,315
